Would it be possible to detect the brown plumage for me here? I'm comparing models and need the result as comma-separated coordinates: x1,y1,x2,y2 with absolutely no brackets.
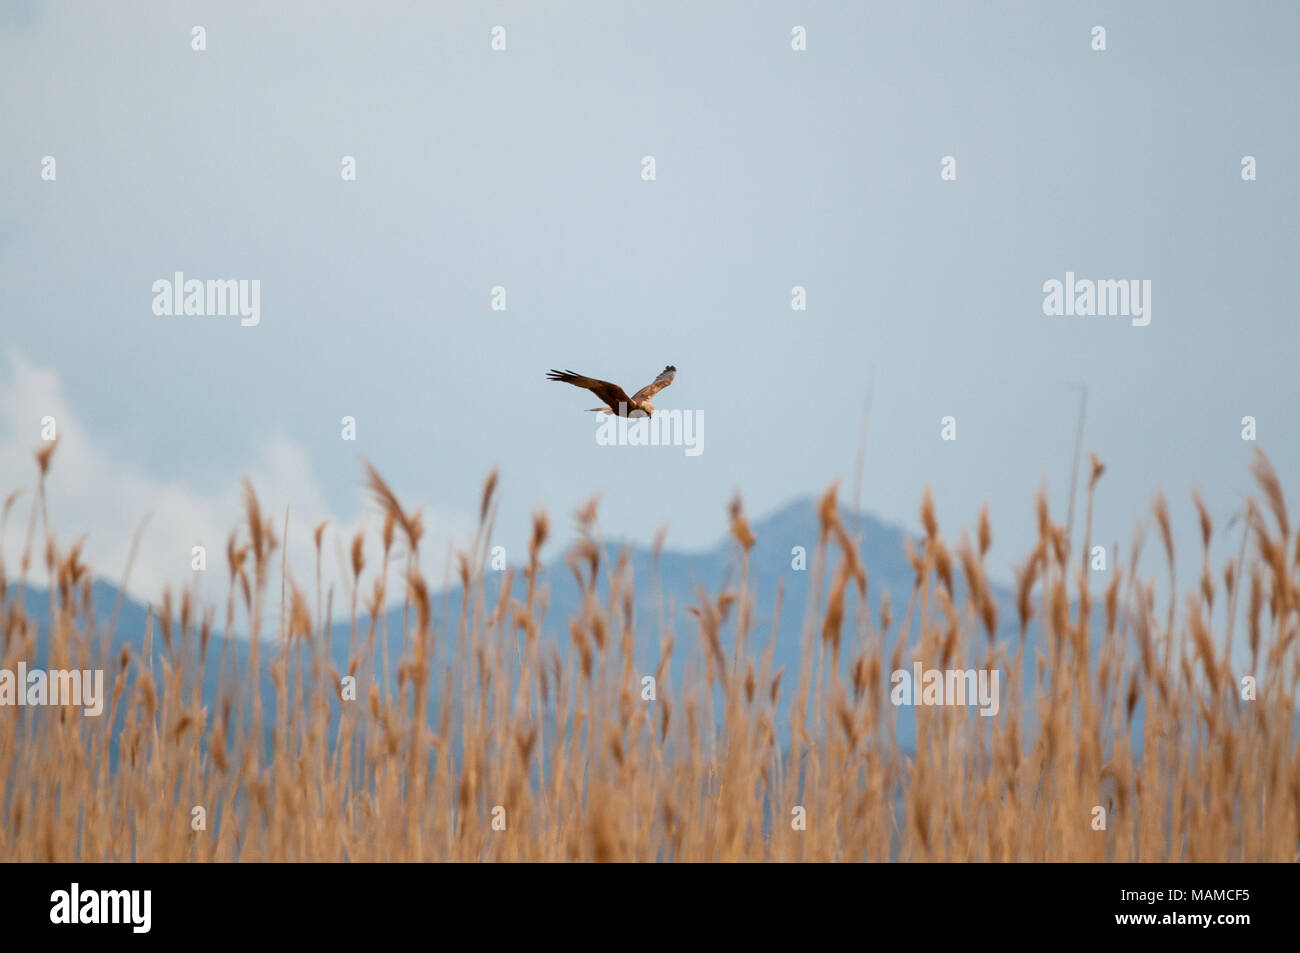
546,365,676,417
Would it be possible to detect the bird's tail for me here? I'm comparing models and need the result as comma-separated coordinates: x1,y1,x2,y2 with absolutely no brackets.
587,406,613,414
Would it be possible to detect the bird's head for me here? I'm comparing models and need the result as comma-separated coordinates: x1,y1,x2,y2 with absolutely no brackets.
640,402,654,417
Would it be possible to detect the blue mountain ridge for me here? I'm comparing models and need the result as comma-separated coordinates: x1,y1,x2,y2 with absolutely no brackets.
9,498,1132,761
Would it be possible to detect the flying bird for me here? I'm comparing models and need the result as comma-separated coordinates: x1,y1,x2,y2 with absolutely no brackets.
546,365,677,418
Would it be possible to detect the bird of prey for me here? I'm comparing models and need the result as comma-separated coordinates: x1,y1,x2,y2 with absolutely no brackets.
546,365,677,418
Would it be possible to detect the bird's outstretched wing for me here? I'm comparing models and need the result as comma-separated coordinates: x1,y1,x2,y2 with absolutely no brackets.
631,365,677,403
546,369,635,414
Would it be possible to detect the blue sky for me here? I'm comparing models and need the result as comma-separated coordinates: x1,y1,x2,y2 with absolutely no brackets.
2,1,1298,610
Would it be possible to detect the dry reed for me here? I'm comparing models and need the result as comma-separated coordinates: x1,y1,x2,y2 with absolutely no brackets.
1,445,1297,862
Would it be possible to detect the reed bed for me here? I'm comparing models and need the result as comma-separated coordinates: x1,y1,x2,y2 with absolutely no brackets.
1,443,1296,861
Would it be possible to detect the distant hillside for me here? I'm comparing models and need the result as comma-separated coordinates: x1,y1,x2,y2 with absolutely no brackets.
10,497,1125,754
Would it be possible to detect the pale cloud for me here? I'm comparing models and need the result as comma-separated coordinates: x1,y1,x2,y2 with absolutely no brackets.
0,349,473,630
